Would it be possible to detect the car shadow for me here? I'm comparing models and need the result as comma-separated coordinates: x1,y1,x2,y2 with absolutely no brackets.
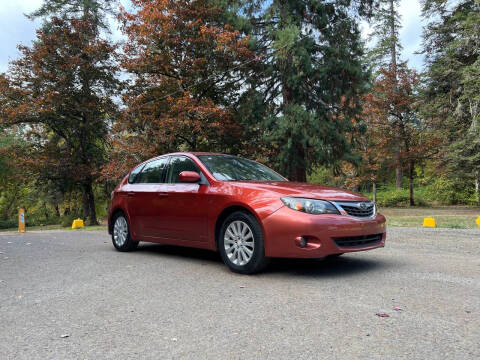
136,243,222,263
135,243,398,278
263,255,398,277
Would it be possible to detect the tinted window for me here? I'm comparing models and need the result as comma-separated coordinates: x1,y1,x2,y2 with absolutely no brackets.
135,157,169,183
128,164,145,184
167,156,200,183
198,155,286,181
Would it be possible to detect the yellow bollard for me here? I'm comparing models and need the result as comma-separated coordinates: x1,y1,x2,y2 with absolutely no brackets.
72,218,85,229
476,216,480,228
423,217,436,228
18,208,26,233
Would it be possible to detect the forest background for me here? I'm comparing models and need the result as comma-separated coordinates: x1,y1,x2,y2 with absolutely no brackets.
0,0,479,228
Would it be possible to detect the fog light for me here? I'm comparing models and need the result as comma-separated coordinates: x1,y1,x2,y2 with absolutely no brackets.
295,236,307,248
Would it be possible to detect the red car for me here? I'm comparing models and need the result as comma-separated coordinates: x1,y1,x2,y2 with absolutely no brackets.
108,153,386,274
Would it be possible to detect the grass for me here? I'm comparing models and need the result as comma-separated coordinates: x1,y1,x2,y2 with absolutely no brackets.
380,207,480,229
1,224,107,232
1,207,479,232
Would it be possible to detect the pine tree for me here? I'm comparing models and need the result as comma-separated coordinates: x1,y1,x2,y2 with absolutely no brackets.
27,0,115,29
421,0,480,201
368,0,404,188
240,0,372,181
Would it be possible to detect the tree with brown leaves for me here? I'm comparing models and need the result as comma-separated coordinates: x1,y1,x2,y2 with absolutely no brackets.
0,15,120,225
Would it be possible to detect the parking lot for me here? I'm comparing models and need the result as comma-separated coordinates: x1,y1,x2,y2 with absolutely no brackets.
0,227,479,359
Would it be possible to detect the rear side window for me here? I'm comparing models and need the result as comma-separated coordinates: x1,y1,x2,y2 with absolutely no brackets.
135,157,169,184
167,156,200,183
128,164,145,184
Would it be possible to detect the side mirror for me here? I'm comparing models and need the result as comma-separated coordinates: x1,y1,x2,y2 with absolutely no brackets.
178,171,201,183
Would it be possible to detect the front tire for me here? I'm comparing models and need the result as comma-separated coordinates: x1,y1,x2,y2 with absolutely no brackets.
218,211,268,274
111,212,138,252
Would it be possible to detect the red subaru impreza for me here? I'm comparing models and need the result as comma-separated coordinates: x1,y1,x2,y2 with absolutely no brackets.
108,152,386,274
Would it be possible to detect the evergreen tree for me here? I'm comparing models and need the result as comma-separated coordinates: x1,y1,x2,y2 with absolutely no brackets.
369,0,402,71
27,0,115,29
421,0,480,200
368,0,404,188
239,0,372,181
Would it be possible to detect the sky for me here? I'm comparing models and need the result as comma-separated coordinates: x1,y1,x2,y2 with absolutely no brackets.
0,0,425,73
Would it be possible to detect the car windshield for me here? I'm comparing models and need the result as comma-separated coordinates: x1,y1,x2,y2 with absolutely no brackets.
197,155,287,181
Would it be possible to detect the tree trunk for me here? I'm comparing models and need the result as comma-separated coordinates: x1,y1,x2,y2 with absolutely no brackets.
43,202,49,220
409,160,415,206
395,164,403,188
82,180,98,226
389,0,397,73
475,171,479,205
395,146,402,188
373,181,377,203
290,144,307,182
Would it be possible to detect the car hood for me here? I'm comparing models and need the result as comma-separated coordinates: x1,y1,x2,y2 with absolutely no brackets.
231,181,370,202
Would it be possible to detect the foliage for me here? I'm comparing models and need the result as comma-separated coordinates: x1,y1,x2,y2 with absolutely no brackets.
27,0,117,29
421,0,480,200
103,0,253,180
237,0,371,181
1,0,479,225
368,0,402,70
0,14,120,224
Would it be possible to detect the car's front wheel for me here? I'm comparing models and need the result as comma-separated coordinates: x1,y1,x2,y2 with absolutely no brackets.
218,211,268,274
111,212,138,252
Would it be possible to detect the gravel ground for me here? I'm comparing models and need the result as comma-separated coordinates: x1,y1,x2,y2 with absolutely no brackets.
0,227,478,359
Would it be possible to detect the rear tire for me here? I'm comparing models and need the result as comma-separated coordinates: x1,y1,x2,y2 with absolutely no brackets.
111,212,138,252
218,211,269,274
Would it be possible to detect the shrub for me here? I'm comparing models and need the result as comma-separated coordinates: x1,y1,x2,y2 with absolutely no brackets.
366,188,429,207
61,214,77,228
0,219,17,229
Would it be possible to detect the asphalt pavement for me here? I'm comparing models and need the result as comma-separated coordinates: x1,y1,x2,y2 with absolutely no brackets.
0,227,479,359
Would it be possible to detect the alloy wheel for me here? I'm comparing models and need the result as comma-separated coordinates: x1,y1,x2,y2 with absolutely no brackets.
224,220,255,266
113,216,128,247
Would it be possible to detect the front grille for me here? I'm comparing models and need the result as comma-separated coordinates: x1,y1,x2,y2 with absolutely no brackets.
333,233,383,248
336,201,375,218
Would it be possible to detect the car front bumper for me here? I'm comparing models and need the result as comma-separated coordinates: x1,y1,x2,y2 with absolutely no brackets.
262,206,386,258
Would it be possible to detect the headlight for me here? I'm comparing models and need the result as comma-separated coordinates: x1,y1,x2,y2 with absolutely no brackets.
281,197,340,215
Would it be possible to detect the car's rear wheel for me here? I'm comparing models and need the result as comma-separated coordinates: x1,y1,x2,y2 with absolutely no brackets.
219,211,268,274
112,212,138,252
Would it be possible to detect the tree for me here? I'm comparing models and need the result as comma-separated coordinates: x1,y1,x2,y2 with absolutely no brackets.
238,0,372,181
363,66,440,205
0,16,120,225
27,0,116,29
103,0,254,179
421,0,480,201
368,0,404,188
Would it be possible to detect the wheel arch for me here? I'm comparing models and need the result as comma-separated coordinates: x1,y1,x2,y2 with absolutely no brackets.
108,207,127,234
214,205,262,251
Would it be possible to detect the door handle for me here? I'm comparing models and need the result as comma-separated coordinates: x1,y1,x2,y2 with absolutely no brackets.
127,192,135,197
158,192,169,197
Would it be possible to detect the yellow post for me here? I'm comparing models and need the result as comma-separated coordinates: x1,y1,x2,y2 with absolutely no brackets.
476,216,480,228
18,208,26,233
423,217,436,228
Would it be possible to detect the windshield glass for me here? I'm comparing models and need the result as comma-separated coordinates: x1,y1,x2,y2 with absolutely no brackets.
197,155,287,181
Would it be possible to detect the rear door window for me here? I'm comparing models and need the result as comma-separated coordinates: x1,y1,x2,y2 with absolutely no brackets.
135,157,169,184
